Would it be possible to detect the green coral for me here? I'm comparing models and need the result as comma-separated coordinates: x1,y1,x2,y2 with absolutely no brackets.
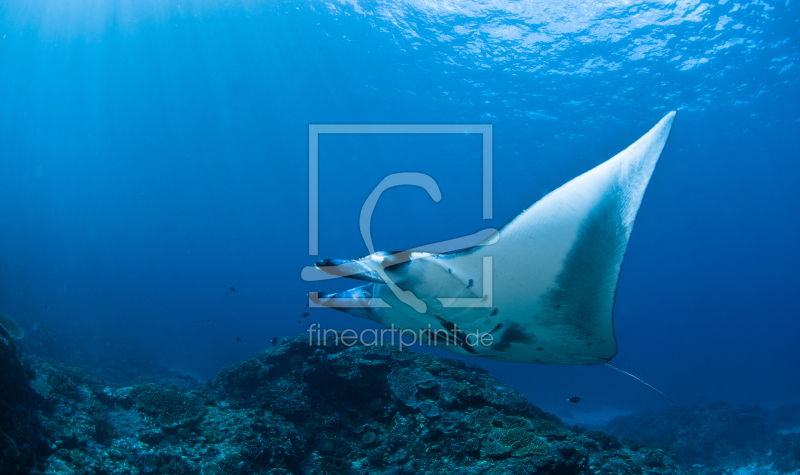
482,428,513,457
454,382,487,404
0,312,23,343
418,400,439,417
387,362,440,417
361,431,377,445
530,418,568,439
466,406,549,458
465,406,498,438
130,384,207,428
497,414,534,431
203,429,226,444
501,428,548,457
483,427,548,458
463,437,481,454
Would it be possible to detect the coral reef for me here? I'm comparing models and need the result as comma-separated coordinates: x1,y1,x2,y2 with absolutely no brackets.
605,401,800,474
387,360,439,417
0,332,47,474
129,384,208,428
2,332,698,474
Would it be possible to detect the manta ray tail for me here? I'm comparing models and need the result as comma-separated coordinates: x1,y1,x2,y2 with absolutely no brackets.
604,363,674,403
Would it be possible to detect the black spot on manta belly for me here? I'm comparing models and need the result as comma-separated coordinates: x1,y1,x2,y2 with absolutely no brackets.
500,322,534,344
432,317,478,354
492,322,534,352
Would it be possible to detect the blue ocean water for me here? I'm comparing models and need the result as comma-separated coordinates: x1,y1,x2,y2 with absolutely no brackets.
0,0,797,419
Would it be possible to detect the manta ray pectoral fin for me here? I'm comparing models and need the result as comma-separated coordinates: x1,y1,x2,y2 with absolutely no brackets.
433,110,677,365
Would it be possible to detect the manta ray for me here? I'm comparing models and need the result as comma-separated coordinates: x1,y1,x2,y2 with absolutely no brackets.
310,111,676,398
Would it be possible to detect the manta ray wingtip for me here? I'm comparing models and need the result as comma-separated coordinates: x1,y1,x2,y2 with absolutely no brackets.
661,110,677,126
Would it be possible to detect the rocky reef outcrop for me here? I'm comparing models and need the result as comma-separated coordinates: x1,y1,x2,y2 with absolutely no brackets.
3,332,693,475
0,315,48,474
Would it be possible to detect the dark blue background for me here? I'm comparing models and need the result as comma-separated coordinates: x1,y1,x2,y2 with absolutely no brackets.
1,0,797,418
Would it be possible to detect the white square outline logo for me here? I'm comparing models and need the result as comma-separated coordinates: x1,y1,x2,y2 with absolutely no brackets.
307,123,493,256
305,124,494,310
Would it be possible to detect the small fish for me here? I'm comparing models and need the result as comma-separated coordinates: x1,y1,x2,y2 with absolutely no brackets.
44,304,48,309
229,287,236,292
206,319,210,323
271,337,278,347
301,312,309,317
568,396,581,403
236,337,242,342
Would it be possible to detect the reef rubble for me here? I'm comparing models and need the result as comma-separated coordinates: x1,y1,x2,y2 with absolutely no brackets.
2,332,693,475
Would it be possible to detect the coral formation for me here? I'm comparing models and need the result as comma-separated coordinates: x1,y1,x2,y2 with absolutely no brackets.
606,401,800,474
129,384,208,428
0,332,704,474
483,427,548,458
0,311,24,343
0,332,46,474
387,361,440,417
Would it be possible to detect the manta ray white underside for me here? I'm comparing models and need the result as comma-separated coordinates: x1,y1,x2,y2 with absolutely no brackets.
311,111,676,366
